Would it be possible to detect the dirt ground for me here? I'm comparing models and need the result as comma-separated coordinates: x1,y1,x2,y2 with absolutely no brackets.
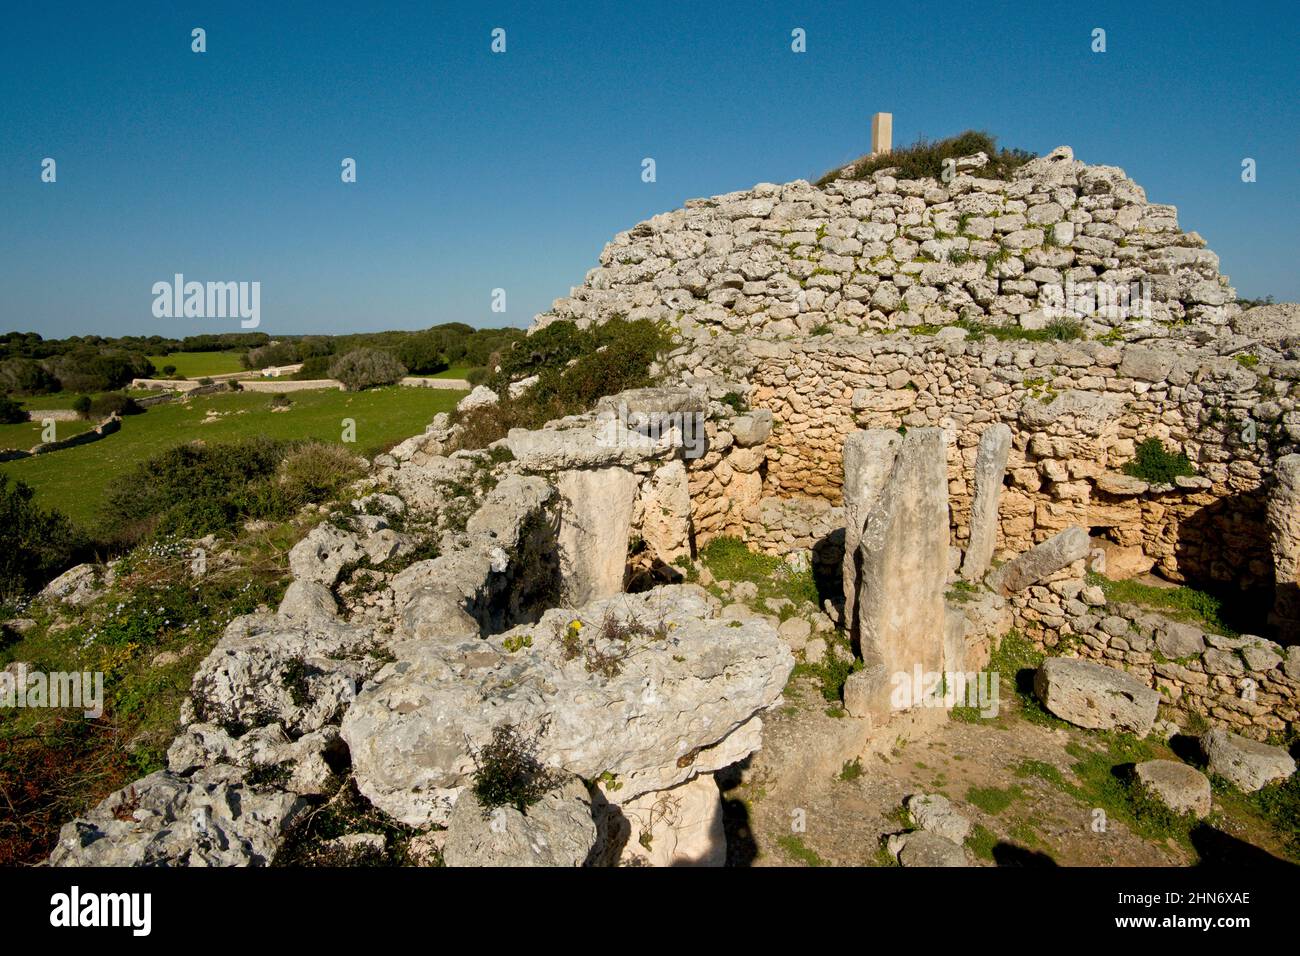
720,673,1296,868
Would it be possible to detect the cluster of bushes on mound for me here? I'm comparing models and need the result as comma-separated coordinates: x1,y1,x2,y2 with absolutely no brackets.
0,475,88,609
817,130,1036,187
99,438,363,547
451,317,674,450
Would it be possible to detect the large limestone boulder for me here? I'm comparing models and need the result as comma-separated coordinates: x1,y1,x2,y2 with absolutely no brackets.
288,524,366,586
38,563,113,607
340,586,793,827
842,429,949,722
1033,657,1160,734
50,770,306,867
455,385,499,413
1201,729,1296,793
185,612,376,736
989,526,1090,594
1134,760,1211,818
960,423,1012,582
1267,454,1300,636
442,775,598,867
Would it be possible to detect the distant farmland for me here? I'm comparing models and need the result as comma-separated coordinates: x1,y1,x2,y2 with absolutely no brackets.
0,384,464,526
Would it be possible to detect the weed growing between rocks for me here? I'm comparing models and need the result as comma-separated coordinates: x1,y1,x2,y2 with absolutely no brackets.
470,723,559,816
275,776,418,867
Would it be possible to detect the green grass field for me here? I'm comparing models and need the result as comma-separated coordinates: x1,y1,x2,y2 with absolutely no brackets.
0,384,464,526
17,388,155,411
146,351,247,378
422,365,474,380
0,418,97,452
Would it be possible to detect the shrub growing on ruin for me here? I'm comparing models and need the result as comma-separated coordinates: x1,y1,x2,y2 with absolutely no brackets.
470,723,557,815
71,395,92,419
1122,439,1197,484
817,130,1035,186
329,347,407,391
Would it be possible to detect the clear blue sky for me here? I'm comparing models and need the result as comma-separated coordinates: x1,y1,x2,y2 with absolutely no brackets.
2,0,1296,339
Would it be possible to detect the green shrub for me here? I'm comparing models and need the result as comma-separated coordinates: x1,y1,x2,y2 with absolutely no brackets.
88,392,142,418
465,366,490,386
100,438,287,542
0,474,87,605
450,318,673,451
276,442,363,504
71,395,92,418
470,724,557,815
329,348,407,391
0,395,26,424
818,130,1035,186
1122,439,1196,484
292,355,333,380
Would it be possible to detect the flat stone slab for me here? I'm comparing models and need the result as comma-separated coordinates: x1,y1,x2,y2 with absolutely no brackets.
1134,760,1211,818
990,526,1090,594
1033,657,1160,734
1201,729,1296,793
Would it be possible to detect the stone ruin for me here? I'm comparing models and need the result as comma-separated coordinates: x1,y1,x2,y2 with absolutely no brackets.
45,143,1300,867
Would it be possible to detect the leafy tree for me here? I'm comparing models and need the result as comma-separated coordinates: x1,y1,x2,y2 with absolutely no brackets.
0,475,86,604
329,348,407,391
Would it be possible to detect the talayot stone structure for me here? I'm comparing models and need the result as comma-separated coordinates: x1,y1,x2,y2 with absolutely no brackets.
530,145,1297,596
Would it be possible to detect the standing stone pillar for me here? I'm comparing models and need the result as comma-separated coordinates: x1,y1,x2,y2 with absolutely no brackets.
842,430,904,640
960,423,1012,583
556,466,640,604
1268,454,1300,639
841,428,951,723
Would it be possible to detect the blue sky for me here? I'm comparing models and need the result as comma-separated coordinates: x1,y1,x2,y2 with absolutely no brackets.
1,0,1296,339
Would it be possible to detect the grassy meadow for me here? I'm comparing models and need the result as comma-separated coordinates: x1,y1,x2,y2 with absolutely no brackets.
0,384,464,526
145,351,248,378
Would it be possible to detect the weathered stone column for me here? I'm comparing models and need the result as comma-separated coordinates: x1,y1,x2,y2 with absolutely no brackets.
842,428,950,723
960,423,1012,583
556,466,640,604
841,430,903,638
1268,454,1300,638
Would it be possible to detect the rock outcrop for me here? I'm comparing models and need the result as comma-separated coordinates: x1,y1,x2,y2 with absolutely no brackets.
341,586,792,827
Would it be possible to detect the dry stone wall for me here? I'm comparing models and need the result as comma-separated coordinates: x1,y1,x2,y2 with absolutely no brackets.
528,145,1300,595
